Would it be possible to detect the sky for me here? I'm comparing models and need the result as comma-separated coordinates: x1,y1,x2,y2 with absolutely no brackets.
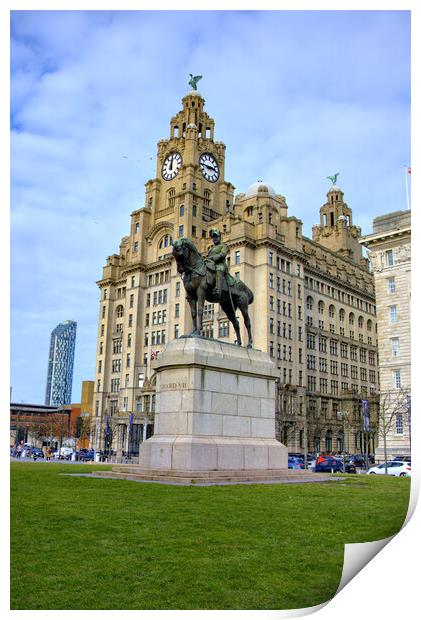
10,9,411,404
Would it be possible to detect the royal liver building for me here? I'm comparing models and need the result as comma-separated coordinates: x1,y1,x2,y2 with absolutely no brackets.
91,86,379,459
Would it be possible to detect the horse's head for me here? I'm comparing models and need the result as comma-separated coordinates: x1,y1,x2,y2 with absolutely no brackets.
172,238,191,273
172,238,201,275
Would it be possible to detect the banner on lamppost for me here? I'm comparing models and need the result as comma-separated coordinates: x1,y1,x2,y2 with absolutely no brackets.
129,413,134,430
361,400,370,432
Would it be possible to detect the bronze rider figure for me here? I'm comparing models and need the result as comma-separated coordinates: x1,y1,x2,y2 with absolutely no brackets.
206,228,229,299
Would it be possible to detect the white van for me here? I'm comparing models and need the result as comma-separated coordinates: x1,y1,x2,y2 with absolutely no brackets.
57,446,74,459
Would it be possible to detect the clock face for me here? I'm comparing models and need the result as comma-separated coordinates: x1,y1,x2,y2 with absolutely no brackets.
162,152,182,180
199,153,220,182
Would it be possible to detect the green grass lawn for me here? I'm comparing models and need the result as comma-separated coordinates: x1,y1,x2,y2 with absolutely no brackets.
10,462,410,610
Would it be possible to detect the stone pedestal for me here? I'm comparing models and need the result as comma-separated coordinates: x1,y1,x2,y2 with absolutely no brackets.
138,337,287,471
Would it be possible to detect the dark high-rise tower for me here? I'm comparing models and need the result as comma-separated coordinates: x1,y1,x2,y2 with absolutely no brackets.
45,320,77,406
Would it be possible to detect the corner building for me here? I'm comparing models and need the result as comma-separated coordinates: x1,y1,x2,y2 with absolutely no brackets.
92,90,379,458
361,210,411,459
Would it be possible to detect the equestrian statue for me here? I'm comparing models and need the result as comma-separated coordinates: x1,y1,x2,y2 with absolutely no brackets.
172,229,254,347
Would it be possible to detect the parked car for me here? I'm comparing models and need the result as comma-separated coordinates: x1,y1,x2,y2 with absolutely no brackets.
393,455,411,463
367,461,411,477
288,457,305,470
347,454,367,467
315,456,356,474
78,449,95,461
31,448,44,459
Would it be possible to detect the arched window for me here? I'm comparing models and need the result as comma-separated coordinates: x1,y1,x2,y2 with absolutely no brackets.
358,316,364,329
367,319,372,332
116,305,124,319
306,296,314,311
325,430,333,453
329,304,335,318
159,234,173,249
318,300,324,314
349,312,355,326
167,188,176,209
339,308,345,322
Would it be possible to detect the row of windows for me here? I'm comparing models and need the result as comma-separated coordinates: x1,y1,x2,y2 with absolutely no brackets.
268,274,293,295
147,271,170,287
305,276,374,314
144,330,166,347
267,252,292,273
269,320,294,339
306,299,374,328
146,288,168,306
306,335,377,364
145,310,167,326
307,375,376,396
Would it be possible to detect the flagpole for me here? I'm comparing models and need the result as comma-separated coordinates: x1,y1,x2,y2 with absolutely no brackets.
404,165,410,210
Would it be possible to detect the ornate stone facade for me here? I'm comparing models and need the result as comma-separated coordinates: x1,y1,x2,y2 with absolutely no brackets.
361,210,411,459
91,89,379,459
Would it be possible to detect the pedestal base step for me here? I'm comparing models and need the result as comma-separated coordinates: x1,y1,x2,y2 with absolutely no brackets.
94,466,331,485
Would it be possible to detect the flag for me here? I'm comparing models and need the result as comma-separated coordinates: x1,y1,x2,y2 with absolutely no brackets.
361,400,370,432
151,350,159,360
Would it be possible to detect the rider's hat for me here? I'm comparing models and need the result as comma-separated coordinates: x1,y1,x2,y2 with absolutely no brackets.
210,228,221,238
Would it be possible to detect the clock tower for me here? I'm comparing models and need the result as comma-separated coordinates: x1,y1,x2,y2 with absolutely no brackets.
142,89,235,254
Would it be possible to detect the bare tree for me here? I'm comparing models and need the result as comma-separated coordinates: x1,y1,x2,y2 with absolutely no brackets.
275,383,298,448
377,387,410,474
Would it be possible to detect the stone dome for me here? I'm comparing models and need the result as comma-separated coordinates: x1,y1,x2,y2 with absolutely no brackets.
328,185,343,192
245,181,277,198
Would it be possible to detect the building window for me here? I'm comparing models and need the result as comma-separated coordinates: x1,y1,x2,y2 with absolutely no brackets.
391,338,399,357
126,353,131,368
393,370,401,389
180,205,185,217
395,414,403,435
174,324,179,339
389,305,398,323
179,225,184,237
218,321,229,337
176,282,180,297
133,241,139,252
385,250,394,266
100,325,104,337
99,342,103,354
388,277,396,294
235,250,241,264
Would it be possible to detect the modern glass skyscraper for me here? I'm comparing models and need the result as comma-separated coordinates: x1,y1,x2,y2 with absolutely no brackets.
45,320,77,406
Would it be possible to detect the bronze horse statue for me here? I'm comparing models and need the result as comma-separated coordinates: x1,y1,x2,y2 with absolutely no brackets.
172,238,254,347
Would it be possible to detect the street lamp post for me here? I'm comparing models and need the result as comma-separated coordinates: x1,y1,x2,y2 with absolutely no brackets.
338,411,346,473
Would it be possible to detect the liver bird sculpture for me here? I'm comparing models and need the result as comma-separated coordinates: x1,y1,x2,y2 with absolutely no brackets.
188,74,202,90
327,173,340,185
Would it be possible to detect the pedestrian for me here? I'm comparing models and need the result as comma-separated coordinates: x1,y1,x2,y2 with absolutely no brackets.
46,446,52,461
16,445,22,459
